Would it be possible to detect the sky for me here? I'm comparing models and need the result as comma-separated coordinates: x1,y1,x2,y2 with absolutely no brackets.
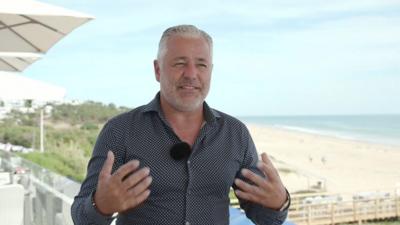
23,0,400,116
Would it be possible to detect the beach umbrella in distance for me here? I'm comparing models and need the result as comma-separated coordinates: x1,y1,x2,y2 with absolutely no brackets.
0,0,93,53
0,52,42,72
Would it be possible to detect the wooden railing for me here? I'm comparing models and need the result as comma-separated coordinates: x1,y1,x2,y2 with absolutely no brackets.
230,188,400,224
288,189,400,225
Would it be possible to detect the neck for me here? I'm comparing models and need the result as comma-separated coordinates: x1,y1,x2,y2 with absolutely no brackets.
160,96,204,125
160,96,205,145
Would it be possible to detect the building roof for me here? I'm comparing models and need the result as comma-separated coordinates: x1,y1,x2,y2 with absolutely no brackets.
0,71,66,102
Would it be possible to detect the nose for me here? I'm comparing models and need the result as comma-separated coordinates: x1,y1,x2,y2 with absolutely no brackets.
183,62,197,79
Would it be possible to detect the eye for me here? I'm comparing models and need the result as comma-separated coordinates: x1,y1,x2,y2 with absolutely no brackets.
197,63,208,68
173,62,185,67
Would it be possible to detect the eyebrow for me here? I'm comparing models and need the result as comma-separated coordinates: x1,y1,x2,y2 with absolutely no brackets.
172,57,209,63
173,57,187,61
196,58,208,63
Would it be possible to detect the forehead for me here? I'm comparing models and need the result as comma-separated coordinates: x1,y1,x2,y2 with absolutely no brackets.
164,35,212,60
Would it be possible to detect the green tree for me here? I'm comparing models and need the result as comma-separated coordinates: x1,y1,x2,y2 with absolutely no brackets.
24,99,33,108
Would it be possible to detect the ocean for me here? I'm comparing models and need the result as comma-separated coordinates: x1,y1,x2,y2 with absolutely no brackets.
239,115,400,147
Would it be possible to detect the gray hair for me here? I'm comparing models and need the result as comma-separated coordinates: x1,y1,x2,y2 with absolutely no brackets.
157,24,213,60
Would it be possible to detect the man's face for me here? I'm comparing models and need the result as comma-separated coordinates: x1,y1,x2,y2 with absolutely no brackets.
154,35,212,112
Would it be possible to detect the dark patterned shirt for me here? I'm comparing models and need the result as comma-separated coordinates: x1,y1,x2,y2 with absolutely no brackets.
71,93,288,225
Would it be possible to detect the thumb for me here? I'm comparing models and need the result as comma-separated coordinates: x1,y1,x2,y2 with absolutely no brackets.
261,152,268,163
100,151,114,179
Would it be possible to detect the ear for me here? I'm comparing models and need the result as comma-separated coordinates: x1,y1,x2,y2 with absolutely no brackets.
153,60,161,82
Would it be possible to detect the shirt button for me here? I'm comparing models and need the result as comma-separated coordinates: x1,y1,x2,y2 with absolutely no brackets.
185,222,190,225
187,160,191,164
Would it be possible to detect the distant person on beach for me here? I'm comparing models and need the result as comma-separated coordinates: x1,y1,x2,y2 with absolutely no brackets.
321,156,326,165
71,24,290,225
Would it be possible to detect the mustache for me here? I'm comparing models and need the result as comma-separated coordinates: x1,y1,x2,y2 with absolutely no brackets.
177,78,201,88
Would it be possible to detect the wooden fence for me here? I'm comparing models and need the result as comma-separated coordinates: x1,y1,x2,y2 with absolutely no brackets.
288,189,400,225
230,188,399,224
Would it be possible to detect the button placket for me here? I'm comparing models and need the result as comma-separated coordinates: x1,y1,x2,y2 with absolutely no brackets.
185,155,193,224
187,160,192,195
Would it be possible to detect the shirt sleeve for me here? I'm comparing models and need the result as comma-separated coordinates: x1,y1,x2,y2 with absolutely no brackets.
234,125,289,225
71,120,125,225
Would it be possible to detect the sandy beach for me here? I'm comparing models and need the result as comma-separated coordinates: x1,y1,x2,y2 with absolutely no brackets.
246,124,400,195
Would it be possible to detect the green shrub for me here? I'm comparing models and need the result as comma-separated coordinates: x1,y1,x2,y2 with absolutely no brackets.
81,122,98,130
1,101,130,182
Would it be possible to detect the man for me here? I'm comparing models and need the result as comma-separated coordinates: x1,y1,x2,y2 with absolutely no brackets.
71,24,290,225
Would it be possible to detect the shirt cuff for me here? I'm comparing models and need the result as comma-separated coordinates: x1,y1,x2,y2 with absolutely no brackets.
247,204,289,225
83,191,116,225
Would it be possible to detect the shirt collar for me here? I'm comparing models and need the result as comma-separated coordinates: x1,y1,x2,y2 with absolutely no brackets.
142,92,221,123
142,92,163,114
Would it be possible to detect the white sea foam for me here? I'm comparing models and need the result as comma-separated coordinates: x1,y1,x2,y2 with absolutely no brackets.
240,115,400,147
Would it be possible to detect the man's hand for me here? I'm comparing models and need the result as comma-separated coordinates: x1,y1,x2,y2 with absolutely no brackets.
234,153,287,210
94,151,152,215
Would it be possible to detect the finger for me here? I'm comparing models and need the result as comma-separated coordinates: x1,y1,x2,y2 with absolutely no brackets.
258,153,280,181
234,178,264,196
124,190,151,210
235,189,258,203
260,153,276,170
261,152,270,164
240,169,269,189
99,151,114,180
113,160,140,181
257,161,280,183
122,167,151,190
127,176,152,196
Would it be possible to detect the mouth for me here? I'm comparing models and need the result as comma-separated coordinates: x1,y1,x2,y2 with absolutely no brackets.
178,85,200,90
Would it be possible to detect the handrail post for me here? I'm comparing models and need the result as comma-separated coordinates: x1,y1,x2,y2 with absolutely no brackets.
396,189,399,217
353,200,357,221
330,202,335,225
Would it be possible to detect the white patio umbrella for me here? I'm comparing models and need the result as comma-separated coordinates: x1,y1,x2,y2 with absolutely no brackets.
0,52,42,72
0,0,93,152
0,0,93,53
